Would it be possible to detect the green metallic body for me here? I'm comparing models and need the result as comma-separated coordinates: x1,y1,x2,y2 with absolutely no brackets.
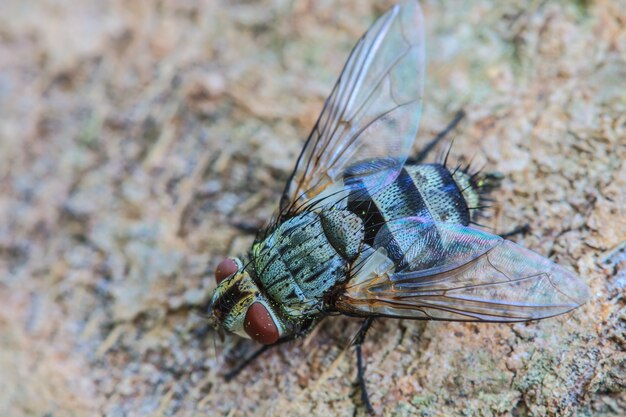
251,210,362,317
249,163,482,332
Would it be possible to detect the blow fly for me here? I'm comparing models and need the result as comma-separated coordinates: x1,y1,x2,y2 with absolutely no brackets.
208,0,589,412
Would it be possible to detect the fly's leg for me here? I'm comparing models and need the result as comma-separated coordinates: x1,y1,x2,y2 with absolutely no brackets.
224,318,319,381
353,317,375,415
224,343,279,381
499,224,531,239
224,335,300,381
224,344,274,381
410,109,466,164
230,221,261,235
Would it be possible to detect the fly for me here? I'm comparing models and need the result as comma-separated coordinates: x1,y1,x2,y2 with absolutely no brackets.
207,0,590,413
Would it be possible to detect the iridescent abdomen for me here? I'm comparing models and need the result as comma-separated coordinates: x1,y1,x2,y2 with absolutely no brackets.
347,163,475,247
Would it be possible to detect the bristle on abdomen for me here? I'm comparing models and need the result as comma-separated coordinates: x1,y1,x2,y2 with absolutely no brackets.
452,168,502,220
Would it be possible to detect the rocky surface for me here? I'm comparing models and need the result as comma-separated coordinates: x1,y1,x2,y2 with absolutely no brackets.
0,1,624,416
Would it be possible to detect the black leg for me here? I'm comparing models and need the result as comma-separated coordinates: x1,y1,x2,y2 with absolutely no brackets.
410,109,466,164
354,317,375,414
499,224,531,239
224,336,298,381
230,221,262,235
224,344,274,381
224,319,318,381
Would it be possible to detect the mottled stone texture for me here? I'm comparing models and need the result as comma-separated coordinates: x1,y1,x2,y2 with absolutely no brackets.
0,1,624,416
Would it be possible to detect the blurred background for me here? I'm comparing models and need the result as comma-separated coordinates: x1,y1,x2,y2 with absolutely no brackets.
0,0,624,416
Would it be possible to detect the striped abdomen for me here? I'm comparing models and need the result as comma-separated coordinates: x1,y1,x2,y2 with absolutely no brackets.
347,163,479,247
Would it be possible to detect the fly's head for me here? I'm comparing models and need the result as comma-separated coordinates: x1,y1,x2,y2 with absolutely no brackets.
208,258,286,345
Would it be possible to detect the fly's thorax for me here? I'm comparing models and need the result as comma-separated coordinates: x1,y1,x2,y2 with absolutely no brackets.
250,211,359,318
209,259,287,345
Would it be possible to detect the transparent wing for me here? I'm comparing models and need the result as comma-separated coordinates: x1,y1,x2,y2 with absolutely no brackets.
280,0,425,217
337,219,590,322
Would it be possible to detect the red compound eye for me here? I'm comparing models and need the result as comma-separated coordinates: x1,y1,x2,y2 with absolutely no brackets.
215,258,238,284
244,303,279,345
